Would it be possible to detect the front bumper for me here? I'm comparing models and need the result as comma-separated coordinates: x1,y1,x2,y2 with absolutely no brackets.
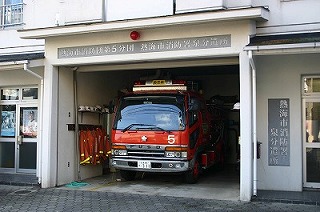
111,158,190,173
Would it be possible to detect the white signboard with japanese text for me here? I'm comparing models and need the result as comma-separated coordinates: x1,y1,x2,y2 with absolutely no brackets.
58,35,231,59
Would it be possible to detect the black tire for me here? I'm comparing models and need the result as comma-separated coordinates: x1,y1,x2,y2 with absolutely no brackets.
184,158,201,184
120,170,136,181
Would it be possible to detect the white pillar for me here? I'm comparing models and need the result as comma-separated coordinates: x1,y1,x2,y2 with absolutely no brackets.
239,51,253,201
40,62,58,188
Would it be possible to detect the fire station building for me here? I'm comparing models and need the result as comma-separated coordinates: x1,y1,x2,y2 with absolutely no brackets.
1,0,320,201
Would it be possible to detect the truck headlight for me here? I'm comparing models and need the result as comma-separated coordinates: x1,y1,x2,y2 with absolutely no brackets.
165,146,187,158
111,145,127,156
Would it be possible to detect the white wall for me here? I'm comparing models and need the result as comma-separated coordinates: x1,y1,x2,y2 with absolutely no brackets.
23,0,58,29
0,30,43,55
24,0,320,34
0,68,40,85
4,0,319,54
55,0,103,25
0,0,49,56
23,0,258,29
253,0,320,35
176,0,226,13
227,0,252,8
46,20,253,66
256,53,320,191
57,67,76,185
5,0,318,58
107,0,173,21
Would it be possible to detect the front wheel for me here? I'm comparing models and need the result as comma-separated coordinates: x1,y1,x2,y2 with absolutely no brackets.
120,170,136,181
184,158,201,184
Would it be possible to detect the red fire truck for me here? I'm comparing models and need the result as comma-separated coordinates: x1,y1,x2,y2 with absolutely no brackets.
111,80,225,183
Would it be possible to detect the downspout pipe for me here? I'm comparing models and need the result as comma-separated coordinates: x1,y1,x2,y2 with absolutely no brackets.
73,68,81,181
248,50,257,197
102,0,107,22
24,63,44,184
24,63,43,80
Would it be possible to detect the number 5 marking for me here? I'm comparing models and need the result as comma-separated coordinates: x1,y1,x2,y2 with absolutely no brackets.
168,135,175,144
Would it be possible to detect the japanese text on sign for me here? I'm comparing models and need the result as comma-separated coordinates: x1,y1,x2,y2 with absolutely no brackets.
58,35,231,59
268,99,290,166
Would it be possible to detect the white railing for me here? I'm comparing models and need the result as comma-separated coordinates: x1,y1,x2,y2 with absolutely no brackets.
0,3,24,29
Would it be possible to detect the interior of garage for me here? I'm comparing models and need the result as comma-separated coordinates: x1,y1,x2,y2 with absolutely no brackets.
57,61,241,192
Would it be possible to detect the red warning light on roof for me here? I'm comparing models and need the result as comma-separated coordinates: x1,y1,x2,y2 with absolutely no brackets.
130,31,140,40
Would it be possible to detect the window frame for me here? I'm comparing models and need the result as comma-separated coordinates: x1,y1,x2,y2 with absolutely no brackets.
0,0,24,29
302,76,320,97
0,86,38,103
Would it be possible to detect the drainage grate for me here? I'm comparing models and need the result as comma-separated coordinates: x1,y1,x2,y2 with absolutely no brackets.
11,189,36,195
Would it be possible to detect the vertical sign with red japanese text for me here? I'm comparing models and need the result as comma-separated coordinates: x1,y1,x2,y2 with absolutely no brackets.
268,99,290,166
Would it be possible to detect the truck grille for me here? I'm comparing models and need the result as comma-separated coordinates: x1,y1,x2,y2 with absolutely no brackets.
127,150,165,158
126,144,165,159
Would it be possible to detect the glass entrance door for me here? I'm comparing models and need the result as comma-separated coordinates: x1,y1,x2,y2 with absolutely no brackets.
0,87,38,174
303,99,320,188
17,106,38,173
0,105,16,171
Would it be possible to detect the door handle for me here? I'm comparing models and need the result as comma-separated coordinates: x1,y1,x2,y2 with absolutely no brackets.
17,135,23,145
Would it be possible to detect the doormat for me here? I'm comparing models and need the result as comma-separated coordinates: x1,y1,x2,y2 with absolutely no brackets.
65,181,89,188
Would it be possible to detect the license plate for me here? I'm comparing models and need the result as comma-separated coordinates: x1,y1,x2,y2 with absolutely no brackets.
138,161,151,169
152,80,166,85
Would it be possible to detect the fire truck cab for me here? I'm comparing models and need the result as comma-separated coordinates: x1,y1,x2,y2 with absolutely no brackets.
111,80,224,183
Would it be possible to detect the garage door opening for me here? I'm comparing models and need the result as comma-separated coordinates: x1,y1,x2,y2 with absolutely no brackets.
62,63,240,200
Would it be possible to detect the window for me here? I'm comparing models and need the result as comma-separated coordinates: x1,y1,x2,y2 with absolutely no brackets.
22,88,38,100
1,87,38,101
114,95,185,131
188,97,200,127
0,105,16,137
1,88,19,100
0,0,23,29
303,77,320,95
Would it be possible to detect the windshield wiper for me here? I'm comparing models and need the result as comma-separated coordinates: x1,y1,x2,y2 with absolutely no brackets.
121,123,151,132
122,124,172,133
151,126,172,134
139,125,172,134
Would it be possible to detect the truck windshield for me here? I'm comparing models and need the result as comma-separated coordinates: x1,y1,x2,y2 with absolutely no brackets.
113,95,186,131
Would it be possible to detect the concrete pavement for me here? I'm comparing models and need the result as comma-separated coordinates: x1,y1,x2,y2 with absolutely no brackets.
62,168,240,201
1,184,319,212
1,166,319,211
